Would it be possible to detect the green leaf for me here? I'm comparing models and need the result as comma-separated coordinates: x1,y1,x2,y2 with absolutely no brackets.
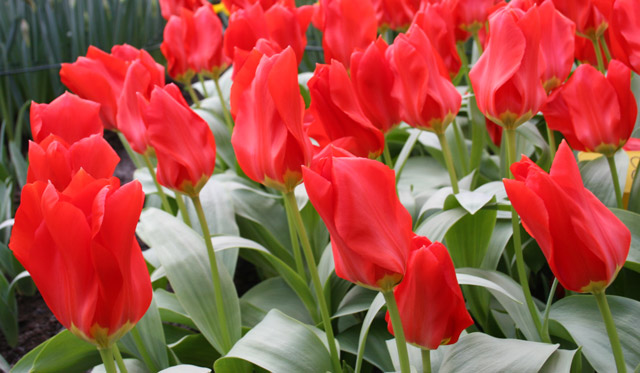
456,268,541,342
91,358,149,373
354,293,386,373
241,277,313,326
154,289,196,329
550,295,640,372
168,334,219,369
0,354,9,373
214,309,333,373
119,298,169,371
454,191,494,215
580,151,629,208
333,286,378,319
137,208,241,355
0,272,17,347
8,142,27,188
193,108,235,169
439,333,558,372
481,219,512,270
11,330,100,373
415,207,467,242
445,196,497,268
158,366,211,373
338,321,393,372
455,272,519,302
611,208,640,273
539,349,580,373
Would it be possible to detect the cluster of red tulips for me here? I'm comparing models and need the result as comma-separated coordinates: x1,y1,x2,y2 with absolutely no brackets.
7,0,640,372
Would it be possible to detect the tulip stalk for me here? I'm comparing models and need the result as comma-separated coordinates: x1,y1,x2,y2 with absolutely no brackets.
197,74,209,98
452,120,469,174
175,194,193,228
421,348,431,373
383,141,394,168
505,128,547,343
186,84,201,108
606,155,624,209
599,36,612,62
113,345,129,373
541,278,558,343
437,132,460,194
382,290,411,373
191,195,233,352
472,31,484,56
594,291,627,373
142,154,173,214
214,77,234,133
546,126,557,161
591,38,606,73
282,193,307,282
284,192,343,373
98,347,117,373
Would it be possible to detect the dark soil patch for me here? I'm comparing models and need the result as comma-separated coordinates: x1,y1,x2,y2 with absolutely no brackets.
0,293,62,367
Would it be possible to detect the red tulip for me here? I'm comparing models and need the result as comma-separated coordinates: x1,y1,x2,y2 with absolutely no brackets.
9,171,152,347
350,38,401,134
469,6,546,129
550,0,611,40
60,45,163,129
159,0,206,19
27,134,119,191
370,0,418,30
161,5,229,82
386,235,473,349
608,0,640,74
230,47,313,192
140,84,216,196
387,25,461,134
223,2,313,65
302,147,413,291
503,141,630,293
574,34,609,68
450,0,505,41
538,1,576,93
541,60,637,156
306,61,385,158
412,3,462,78
30,93,103,144
485,118,503,147
312,0,377,68
222,0,281,13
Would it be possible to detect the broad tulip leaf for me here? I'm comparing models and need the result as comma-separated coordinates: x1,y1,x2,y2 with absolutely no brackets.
580,151,629,208
415,207,467,242
338,321,394,372
209,235,319,323
550,295,640,372
154,289,196,328
11,330,99,373
454,191,494,215
0,354,9,373
455,273,519,302
354,293,386,373
0,271,17,347
481,219,512,270
439,333,558,372
119,298,169,371
445,196,497,268
456,268,541,342
611,208,640,273
137,208,241,355
333,286,378,319
193,108,236,169
214,309,333,373
539,349,580,373
241,277,313,326
133,168,175,198
158,365,211,373
168,334,219,368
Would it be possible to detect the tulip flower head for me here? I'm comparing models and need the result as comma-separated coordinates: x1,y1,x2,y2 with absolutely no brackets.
140,84,217,196
159,0,207,19
161,5,229,82
386,235,473,349
608,0,640,74
302,147,413,291
550,0,611,40
230,47,313,192
9,172,152,348
387,25,461,134
312,0,378,68
503,141,631,293
30,92,103,144
306,60,385,158
370,0,418,31
542,60,637,156
469,6,546,130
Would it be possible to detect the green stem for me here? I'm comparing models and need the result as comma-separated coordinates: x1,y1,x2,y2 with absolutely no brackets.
607,154,624,209
198,74,209,98
455,42,470,87
472,31,484,55
505,128,547,343
591,37,605,73
192,195,233,352
452,120,469,175
284,192,342,373
131,327,158,372
421,348,431,373
112,345,129,373
214,77,234,133
186,85,201,108
175,193,193,228
437,131,460,194
599,36,612,62
594,291,627,373
541,278,558,343
142,154,173,213
546,125,557,162
116,131,144,169
98,347,117,373
382,290,411,373
383,140,394,168
282,192,307,282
